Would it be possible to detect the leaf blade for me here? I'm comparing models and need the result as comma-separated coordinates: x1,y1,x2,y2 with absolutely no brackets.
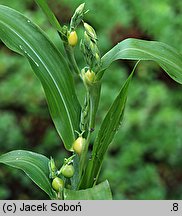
0,5,81,150
101,38,182,83
34,0,62,31
0,150,56,199
64,180,112,200
82,64,138,188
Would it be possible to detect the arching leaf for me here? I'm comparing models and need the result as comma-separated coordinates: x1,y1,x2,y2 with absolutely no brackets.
0,5,81,150
0,150,56,199
100,38,182,84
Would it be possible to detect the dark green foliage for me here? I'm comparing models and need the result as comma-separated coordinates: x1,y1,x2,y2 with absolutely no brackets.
100,70,182,199
0,0,182,199
0,150,57,199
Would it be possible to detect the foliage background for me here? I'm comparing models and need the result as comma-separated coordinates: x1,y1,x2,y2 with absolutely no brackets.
0,0,182,199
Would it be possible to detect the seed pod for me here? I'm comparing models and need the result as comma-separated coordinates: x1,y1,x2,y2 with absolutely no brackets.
68,31,78,47
61,164,75,178
52,177,64,192
73,136,86,155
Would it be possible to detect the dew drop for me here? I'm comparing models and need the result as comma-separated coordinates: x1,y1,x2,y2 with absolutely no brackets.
16,158,19,160
27,20,31,23
19,45,27,54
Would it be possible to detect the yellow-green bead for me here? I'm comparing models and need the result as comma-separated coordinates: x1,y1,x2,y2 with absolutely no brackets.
61,164,75,178
68,31,78,47
52,177,64,192
84,69,95,85
73,137,86,155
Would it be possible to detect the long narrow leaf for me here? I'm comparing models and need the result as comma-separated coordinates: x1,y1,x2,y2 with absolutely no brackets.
0,150,56,199
81,63,138,188
34,0,62,31
100,38,182,84
0,6,81,150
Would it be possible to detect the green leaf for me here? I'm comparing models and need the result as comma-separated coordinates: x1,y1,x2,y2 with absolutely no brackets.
0,5,81,150
0,150,56,199
101,38,182,84
34,0,62,31
82,64,138,188
64,180,112,200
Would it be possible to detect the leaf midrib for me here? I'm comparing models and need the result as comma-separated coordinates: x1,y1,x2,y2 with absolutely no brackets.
0,12,75,138
0,158,52,194
103,46,182,72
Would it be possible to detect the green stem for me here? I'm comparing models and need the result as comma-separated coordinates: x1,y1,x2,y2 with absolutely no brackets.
63,43,80,75
80,91,90,133
78,130,91,189
78,93,91,187
78,86,94,188
78,84,101,189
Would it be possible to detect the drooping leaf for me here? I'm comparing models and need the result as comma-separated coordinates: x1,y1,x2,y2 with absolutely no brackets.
100,38,182,84
0,150,56,199
81,64,138,188
34,0,62,31
0,5,81,150
64,180,112,200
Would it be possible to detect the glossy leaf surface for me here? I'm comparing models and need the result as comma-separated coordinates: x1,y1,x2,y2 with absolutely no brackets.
82,64,137,188
0,5,81,150
64,180,112,200
101,38,182,84
0,150,56,199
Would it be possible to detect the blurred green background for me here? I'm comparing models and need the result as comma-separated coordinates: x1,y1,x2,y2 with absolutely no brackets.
0,0,182,199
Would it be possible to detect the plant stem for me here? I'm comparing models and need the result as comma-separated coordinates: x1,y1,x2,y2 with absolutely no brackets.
78,83,101,189
63,43,80,75
80,91,90,134
78,91,91,187
78,130,91,189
